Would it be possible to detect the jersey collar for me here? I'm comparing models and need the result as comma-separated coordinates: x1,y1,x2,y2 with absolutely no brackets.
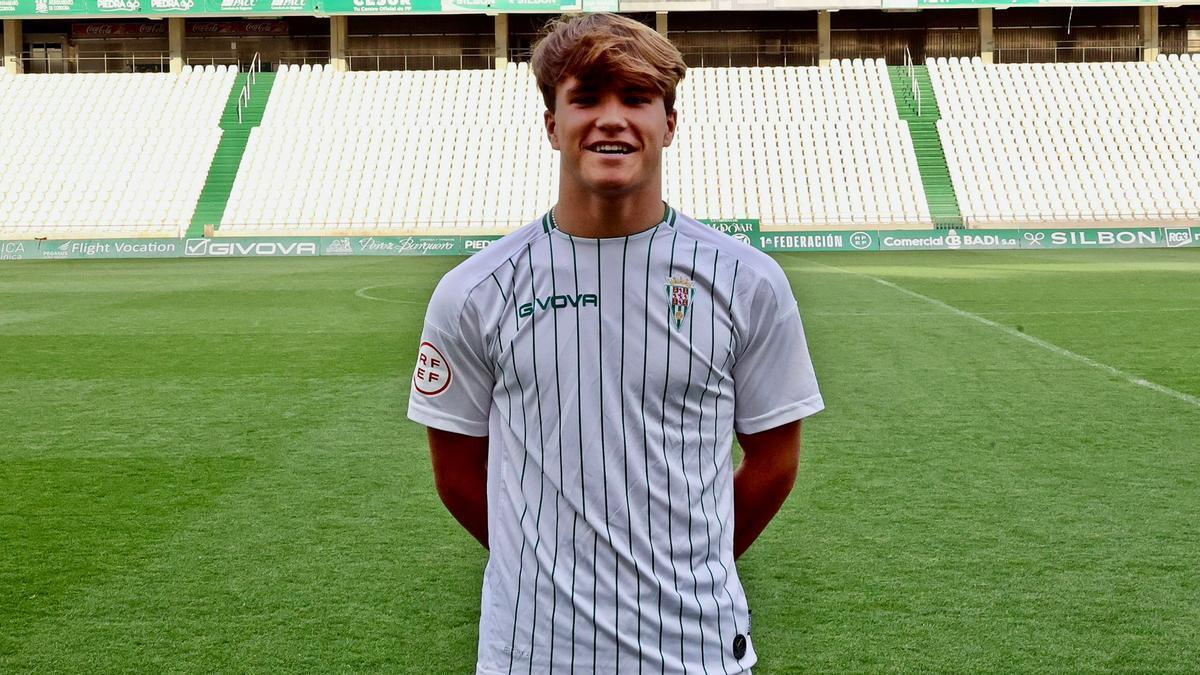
544,203,676,235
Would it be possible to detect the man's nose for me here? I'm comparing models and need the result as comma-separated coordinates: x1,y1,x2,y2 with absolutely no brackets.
595,98,629,131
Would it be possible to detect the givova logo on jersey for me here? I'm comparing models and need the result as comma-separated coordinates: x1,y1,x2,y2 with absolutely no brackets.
517,293,599,318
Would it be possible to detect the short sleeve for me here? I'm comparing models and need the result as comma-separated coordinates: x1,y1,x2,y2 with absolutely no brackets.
732,275,824,435
407,279,494,437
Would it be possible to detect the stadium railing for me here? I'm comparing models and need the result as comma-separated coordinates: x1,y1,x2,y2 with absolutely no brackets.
185,54,251,69
16,51,268,74
20,51,172,74
675,46,821,68
236,53,263,124
505,45,823,68
278,51,332,66
995,44,1146,64
903,46,921,117
345,49,496,71
956,212,1200,227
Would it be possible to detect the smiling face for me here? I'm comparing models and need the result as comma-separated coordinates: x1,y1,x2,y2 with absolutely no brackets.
545,76,677,199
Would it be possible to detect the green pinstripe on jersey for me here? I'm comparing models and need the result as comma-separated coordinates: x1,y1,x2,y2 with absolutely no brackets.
545,232,567,669
677,239,705,665
487,271,509,356
566,234,589,671
522,242,553,675
505,254,533,675
711,259,742,638
657,229,682,661
591,235,612,672
695,249,728,672
637,225,662,672
618,233,643,668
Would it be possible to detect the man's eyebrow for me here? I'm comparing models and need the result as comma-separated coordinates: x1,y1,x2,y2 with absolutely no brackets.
565,83,655,96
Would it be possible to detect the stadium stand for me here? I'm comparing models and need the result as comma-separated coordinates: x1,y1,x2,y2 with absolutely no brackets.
932,54,1200,225
221,63,555,233
0,66,235,239
6,46,1196,238
219,58,932,235
1,5,1197,240
670,61,930,228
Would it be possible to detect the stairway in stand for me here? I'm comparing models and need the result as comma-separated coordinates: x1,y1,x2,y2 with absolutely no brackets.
888,65,963,229
186,71,277,238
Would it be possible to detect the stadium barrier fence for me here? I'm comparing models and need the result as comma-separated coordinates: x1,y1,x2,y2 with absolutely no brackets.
18,51,259,74
1,227,1197,262
993,44,1146,65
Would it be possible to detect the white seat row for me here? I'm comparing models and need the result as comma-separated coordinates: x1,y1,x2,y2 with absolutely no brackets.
263,65,542,128
931,59,1200,123
680,60,898,123
942,119,1200,223
0,70,234,127
931,54,1200,68
0,126,219,234
223,124,557,231
929,57,1200,225
666,122,928,225
224,60,931,235
0,71,232,239
182,64,238,74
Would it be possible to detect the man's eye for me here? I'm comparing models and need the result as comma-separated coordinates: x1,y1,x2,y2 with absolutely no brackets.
573,97,597,106
626,96,650,105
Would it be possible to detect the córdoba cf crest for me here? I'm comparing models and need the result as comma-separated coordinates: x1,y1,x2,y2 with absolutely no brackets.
666,276,695,331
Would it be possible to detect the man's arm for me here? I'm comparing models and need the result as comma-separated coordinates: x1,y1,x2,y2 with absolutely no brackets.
732,419,803,559
428,427,489,550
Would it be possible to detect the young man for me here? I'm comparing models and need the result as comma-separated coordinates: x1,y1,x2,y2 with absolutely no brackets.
407,13,823,673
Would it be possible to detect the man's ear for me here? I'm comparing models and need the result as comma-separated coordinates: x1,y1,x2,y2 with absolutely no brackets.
663,108,678,148
544,109,560,151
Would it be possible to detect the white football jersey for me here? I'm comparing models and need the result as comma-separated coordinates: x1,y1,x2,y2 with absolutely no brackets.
408,206,823,674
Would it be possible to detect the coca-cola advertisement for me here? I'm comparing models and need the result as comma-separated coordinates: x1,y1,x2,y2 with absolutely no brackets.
188,20,289,36
71,22,168,38
70,19,288,39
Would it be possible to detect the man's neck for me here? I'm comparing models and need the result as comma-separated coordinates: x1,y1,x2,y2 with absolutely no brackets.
552,185,667,239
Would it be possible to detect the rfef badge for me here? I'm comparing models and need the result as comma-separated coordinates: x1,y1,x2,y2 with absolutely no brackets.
414,341,452,396
666,276,695,331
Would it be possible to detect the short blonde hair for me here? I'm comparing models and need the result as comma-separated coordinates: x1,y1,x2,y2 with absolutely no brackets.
530,13,687,113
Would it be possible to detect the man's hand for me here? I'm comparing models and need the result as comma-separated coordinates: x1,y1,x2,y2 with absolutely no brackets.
732,420,803,559
428,428,489,550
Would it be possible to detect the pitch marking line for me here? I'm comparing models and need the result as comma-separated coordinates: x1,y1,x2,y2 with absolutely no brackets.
355,283,424,305
812,307,1200,317
798,261,1200,411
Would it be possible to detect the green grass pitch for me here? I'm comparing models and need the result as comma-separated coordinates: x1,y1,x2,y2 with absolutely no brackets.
2,248,1198,672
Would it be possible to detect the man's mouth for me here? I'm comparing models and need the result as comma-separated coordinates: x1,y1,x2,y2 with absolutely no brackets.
586,142,636,155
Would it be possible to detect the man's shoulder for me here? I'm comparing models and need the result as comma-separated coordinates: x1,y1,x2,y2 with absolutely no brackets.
432,218,546,307
672,212,791,291
425,217,546,328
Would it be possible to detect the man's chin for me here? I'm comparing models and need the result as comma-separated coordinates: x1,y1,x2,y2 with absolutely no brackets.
586,182,639,198
582,172,641,196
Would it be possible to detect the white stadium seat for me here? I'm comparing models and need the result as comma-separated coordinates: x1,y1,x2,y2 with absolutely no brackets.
929,58,1200,224
0,70,236,239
